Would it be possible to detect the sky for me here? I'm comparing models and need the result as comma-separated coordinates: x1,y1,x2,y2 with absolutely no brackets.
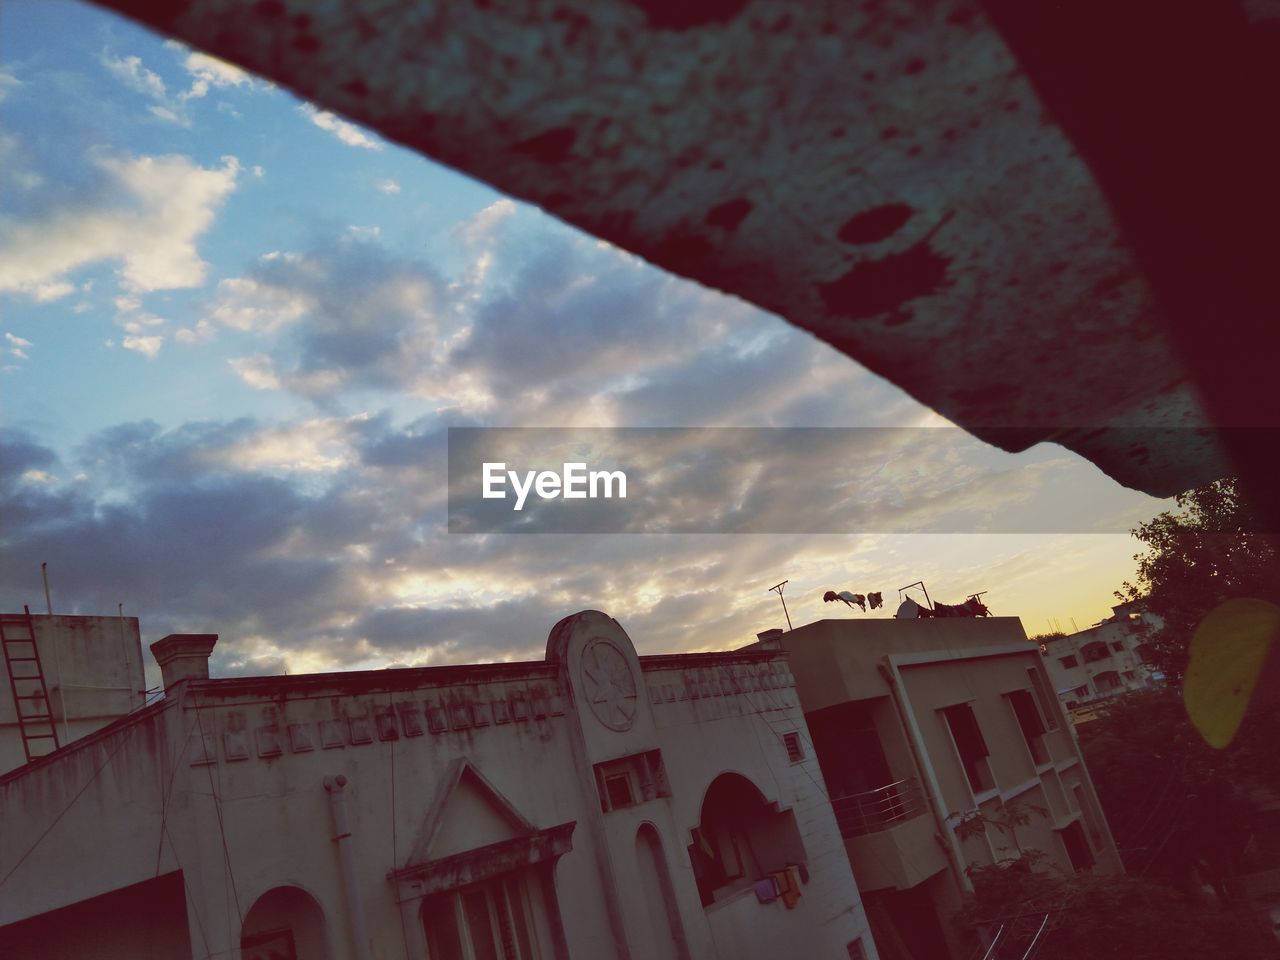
0,1,1176,683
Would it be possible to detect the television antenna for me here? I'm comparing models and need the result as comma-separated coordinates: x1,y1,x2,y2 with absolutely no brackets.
768,580,793,631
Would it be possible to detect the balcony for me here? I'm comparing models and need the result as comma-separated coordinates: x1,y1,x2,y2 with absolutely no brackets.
831,778,926,839
832,778,947,891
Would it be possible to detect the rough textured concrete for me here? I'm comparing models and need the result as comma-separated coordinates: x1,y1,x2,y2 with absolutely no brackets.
93,0,1280,500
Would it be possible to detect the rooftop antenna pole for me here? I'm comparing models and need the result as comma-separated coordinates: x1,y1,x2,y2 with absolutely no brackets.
898,580,932,610
41,562,52,614
768,580,793,631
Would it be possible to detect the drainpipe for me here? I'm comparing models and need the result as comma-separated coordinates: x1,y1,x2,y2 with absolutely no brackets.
876,661,973,893
324,774,374,960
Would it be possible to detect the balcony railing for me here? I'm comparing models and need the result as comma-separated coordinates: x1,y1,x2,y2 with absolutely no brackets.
830,777,926,838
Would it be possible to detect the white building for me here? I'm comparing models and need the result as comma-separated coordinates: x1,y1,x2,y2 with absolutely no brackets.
749,613,1123,959
0,609,876,960
1037,601,1160,719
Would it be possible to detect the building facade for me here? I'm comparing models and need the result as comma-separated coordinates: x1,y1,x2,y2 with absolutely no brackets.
0,610,876,960
0,611,146,773
751,615,1123,960
1037,601,1160,720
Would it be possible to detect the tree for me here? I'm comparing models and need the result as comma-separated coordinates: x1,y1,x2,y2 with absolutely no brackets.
954,797,1048,861
1117,477,1279,682
956,861,1275,960
1078,688,1280,896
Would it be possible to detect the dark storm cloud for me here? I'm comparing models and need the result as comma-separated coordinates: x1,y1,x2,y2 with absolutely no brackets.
1,426,360,655
0,428,57,480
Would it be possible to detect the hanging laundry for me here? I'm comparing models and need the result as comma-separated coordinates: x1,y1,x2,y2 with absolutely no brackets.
867,592,883,610
823,590,866,611
772,867,802,909
754,877,779,904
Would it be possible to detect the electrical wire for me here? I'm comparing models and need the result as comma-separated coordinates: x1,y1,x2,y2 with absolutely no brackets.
193,698,243,935
0,719,140,889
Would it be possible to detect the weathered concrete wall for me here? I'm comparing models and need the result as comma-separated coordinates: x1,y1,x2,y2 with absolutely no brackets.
0,699,175,924
0,614,145,774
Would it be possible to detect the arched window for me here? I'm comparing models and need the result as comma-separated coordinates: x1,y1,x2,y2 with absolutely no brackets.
1093,670,1122,693
636,824,690,960
1081,641,1110,664
688,773,806,907
240,886,331,960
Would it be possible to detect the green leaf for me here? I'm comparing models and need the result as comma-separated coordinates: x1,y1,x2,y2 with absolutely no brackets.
1184,598,1280,748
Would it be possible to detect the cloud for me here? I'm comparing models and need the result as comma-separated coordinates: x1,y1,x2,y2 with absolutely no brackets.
4,332,33,361
29,282,75,303
195,209,900,433
299,104,383,150
228,354,282,390
208,271,312,334
204,241,453,399
0,409,1161,678
375,179,401,194
101,53,167,101
0,151,240,297
0,68,22,103
102,46,261,124
455,198,518,248
177,49,254,99
121,335,163,358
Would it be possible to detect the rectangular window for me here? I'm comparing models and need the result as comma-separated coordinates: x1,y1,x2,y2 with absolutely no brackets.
605,773,634,810
423,876,541,960
1059,820,1096,872
1008,690,1050,766
941,703,994,794
847,939,868,960
594,749,670,812
783,731,804,763
1072,784,1107,852
1027,666,1059,731
1059,655,1078,669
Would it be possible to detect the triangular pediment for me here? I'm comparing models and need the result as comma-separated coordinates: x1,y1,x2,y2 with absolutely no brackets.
406,758,536,866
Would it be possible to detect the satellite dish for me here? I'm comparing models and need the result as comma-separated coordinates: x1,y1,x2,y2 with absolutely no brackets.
896,598,920,619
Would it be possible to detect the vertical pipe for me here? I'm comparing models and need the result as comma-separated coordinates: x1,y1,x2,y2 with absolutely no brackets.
41,562,52,614
876,660,972,893
324,774,374,960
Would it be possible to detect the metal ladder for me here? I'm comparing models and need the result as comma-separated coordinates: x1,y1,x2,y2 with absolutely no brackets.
1,607,60,762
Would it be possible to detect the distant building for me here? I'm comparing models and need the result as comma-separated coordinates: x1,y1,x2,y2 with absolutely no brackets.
1037,601,1161,720
1,611,145,773
0,610,876,960
748,614,1122,960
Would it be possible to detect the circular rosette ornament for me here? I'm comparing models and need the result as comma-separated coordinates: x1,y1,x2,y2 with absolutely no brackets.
580,638,638,731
